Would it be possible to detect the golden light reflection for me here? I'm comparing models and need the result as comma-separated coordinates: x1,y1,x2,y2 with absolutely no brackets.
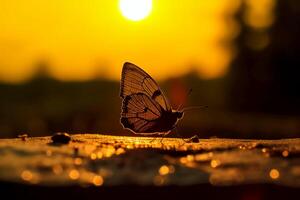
282,150,289,157
90,153,97,160
92,175,104,186
116,147,125,155
126,145,134,149
159,165,170,176
179,157,188,164
195,152,214,161
186,155,195,162
84,145,96,155
210,159,221,168
178,146,188,151
97,152,103,159
158,165,175,176
269,168,280,179
21,170,33,181
52,164,63,175
69,169,80,180
262,148,270,157
74,157,83,165
104,147,115,158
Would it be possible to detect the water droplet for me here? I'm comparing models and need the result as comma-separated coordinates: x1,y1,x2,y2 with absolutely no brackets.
69,169,80,180
282,150,289,157
90,153,97,160
52,164,63,174
84,145,96,154
269,169,280,179
186,155,194,162
97,152,103,159
262,148,268,153
92,175,104,186
159,165,170,176
210,159,221,168
74,158,83,165
179,157,188,164
21,170,33,181
116,148,125,155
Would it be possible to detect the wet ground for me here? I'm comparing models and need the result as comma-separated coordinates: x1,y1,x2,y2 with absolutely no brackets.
0,134,300,199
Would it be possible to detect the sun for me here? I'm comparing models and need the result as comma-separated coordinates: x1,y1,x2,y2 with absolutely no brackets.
119,0,152,21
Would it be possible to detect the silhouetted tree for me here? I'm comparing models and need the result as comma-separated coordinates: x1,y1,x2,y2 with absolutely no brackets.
227,0,300,115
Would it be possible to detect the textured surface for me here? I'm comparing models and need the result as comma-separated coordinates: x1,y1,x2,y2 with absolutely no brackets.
0,134,300,187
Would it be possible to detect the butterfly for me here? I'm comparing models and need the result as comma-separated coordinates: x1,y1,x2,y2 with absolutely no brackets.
120,62,184,135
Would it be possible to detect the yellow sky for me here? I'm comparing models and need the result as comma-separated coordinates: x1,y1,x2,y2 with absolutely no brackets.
0,0,240,83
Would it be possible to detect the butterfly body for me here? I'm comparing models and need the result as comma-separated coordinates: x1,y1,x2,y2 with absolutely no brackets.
120,62,183,135
150,110,183,132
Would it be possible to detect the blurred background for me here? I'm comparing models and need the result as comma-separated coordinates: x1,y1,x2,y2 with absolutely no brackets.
0,0,299,139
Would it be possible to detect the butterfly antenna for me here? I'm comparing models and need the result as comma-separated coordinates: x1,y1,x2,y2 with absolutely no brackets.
176,88,193,110
181,105,208,112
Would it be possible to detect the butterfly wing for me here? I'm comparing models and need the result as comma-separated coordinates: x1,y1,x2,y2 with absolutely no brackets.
121,93,164,134
120,62,171,111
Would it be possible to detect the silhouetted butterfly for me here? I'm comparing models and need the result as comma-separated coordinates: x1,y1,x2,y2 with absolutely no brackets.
120,62,184,135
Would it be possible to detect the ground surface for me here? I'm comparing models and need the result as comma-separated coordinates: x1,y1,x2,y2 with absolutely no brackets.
0,134,300,189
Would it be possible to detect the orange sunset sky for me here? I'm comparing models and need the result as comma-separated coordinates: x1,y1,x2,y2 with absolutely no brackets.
0,0,247,83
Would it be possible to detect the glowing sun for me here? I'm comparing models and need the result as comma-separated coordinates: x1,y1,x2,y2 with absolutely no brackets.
119,0,152,21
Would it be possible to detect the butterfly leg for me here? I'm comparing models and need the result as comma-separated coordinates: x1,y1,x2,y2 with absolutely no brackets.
149,132,166,143
159,131,171,145
149,136,158,143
